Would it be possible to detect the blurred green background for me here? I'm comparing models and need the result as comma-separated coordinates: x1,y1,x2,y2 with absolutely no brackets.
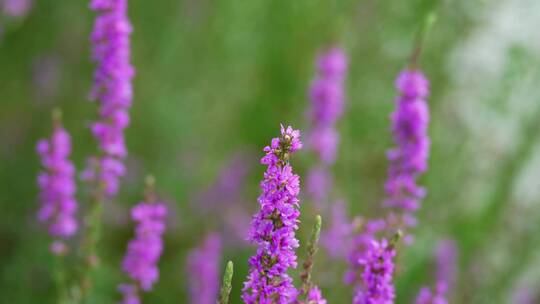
1,0,540,303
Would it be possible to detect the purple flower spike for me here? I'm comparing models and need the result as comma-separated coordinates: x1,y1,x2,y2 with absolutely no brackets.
306,48,347,234
345,219,386,286
305,286,327,304
384,69,430,227
242,125,303,304
120,200,167,299
414,285,447,304
320,200,351,259
353,239,396,304
307,48,347,165
187,233,222,304
118,284,140,304
435,239,457,292
36,122,77,253
414,239,457,304
86,0,134,197
1,0,33,17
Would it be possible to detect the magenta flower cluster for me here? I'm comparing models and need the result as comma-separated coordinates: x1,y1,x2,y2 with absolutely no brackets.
242,125,303,304
321,200,352,259
187,233,222,304
384,69,430,226
36,123,77,252
415,286,446,304
345,219,386,289
353,239,396,304
306,48,347,203
415,239,457,304
120,201,167,303
305,286,327,304
347,68,431,303
85,0,134,196
1,0,32,17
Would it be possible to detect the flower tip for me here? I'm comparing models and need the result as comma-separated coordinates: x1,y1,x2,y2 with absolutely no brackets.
145,174,155,188
423,12,437,36
52,108,62,122
315,214,322,228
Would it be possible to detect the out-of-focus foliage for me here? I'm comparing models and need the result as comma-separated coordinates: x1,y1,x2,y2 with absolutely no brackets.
1,0,540,303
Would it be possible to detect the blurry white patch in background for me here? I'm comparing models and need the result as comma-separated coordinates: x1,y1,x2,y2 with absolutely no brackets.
512,142,540,207
447,0,540,213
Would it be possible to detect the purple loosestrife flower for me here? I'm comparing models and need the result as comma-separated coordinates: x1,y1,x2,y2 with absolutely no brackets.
305,286,327,304
36,122,77,253
120,200,167,302
118,284,140,304
85,0,134,196
306,48,347,204
414,286,447,304
320,200,352,259
435,239,457,293
345,219,386,286
1,0,32,17
511,287,536,304
194,152,253,245
187,233,222,304
414,239,457,304
384,69,430,227
242,125,303,304
353,238,396,304
195,153,252,212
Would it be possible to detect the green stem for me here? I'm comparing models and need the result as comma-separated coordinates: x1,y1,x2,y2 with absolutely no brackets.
218,261,234,304
300,215,322,297
76,184,105,304
409,12,437,68
54,254,68,304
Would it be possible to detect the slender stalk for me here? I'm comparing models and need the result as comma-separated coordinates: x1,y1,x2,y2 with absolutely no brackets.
300,215,322,297
409,12,437,68
218,261,234,304
53,254,68,304
74,182,105,304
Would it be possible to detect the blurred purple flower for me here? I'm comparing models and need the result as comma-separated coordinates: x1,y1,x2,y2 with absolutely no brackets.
192,151,254,245
511,286,536,304
306,166,332,204
36,122,77,253
308,48,347,132
414,239,458,304
353,238,396,304
320,200,351,259
1,0,32,17
121,201,167,298
414,283,448,304
435,239,457,292
242,125,303,304
305,286,327,304
384,69,430,227
118,284,140,304
306,48,347,205
186,233,221,304
345,219,386,287
194,151,253,212
85,0,134,197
